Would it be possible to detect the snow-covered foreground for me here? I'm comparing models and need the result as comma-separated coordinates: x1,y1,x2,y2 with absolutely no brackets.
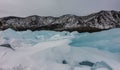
0,29,120,70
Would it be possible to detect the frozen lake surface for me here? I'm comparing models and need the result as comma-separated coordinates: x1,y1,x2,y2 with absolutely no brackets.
0,28,120,70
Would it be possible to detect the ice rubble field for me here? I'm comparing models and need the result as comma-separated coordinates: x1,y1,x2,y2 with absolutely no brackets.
0,29,120,70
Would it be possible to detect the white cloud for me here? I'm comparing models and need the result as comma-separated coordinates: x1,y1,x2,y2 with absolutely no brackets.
0,0,119,17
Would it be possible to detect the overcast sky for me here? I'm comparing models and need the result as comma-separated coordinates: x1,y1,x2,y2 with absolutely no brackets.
0,0,120,17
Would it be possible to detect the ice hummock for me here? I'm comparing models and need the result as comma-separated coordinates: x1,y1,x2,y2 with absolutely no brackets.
0,28,120,70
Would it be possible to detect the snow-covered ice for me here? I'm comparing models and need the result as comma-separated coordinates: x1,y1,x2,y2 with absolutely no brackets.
0,28,120,70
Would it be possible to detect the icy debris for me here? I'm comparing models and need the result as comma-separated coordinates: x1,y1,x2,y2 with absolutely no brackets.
0,29,120,70
0,44,15,51
91,61,113,70
62,60,67,64
79,61,94,67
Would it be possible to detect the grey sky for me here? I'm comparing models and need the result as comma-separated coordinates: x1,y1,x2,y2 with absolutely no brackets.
0,0,120,17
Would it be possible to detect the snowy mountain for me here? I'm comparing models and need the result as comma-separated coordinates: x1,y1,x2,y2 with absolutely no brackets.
0,10,120,32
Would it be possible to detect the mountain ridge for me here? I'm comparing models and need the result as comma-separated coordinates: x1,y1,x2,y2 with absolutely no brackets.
0,10,120,32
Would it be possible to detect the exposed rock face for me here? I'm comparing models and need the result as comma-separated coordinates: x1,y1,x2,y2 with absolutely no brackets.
0,10,120,32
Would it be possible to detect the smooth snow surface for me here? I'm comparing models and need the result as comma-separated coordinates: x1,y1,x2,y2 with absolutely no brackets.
0,29,120,70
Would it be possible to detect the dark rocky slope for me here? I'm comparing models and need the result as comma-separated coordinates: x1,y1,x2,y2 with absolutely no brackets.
0,10,120,32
